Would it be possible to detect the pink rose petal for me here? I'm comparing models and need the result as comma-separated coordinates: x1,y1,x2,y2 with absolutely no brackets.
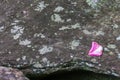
88,42,103,57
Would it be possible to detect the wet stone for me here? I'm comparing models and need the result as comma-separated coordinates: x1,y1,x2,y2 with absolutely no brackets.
0,0,120,78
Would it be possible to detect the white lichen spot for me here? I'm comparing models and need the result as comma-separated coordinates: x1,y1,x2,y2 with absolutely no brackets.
107,44,116,49
33,69,37,72
16,58,20,61
71,2,77,6
36,56,40,59
116,36,120,40
66,19,71,22
86,63,94,67
11,20,20,25
0,26,4,32
59,23,80,30
33,62,42,68
16,65,21,68
109,51,114,55
113,24,119,29
104,47,110,51
34,33,45,38
71,23,81,29
79,37,83,39
23,62,28,65
95,31,105,36
83,30,104,36
30,59,33,64
39,45,53,55
91,58,97,63
22,56,26,61
59,26,69,30
11,26,24,40
34,1,49,12
54,33,57,35
69,10,74,13
111,72,119,77
118,54,120,59
30,4,33,7
32,48,35,51
83,30,92,35
51,14,64,23
106,71,111,74
70,54,74,58
8,51,12,54
13,34,21,40
19,39,31,47
14,19,20,22
54,6,64,12
98,64,102,66
42,57,48,63
40,34,45,38
86,0,99,8
70,40,80,50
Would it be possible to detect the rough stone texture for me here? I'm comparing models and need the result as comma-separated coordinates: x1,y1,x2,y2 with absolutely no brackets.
0,0,120,77
0,66,29,80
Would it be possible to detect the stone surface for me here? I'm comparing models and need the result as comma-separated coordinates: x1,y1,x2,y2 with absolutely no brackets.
0,66,29,80
0,0,120,77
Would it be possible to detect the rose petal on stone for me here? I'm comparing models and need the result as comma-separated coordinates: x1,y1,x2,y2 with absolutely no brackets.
88,42,103,57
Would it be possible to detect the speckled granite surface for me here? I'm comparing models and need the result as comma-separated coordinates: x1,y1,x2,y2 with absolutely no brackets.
0,0,120,77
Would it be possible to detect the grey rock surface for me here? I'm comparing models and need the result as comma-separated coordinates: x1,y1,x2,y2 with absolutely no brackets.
0,0,120,77
0,66,29,80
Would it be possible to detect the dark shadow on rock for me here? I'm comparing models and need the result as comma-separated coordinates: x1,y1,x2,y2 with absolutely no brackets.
27,69,120,80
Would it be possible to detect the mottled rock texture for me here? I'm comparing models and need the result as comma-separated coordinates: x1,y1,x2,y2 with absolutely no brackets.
0,0,120,77
0,66,29,80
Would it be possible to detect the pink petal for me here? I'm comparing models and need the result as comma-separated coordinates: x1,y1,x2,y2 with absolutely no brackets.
88,42,103,57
